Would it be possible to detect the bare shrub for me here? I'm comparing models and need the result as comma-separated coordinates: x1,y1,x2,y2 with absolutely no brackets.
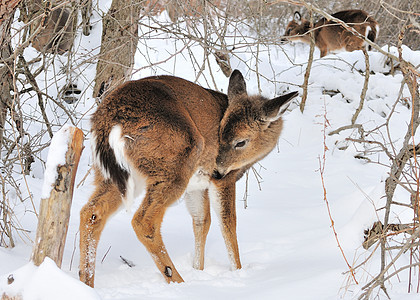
1,2,419,299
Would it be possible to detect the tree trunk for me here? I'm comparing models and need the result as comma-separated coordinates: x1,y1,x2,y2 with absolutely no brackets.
0,1,21,250
0,0,21,150
31,126,84,268
93,0,143,98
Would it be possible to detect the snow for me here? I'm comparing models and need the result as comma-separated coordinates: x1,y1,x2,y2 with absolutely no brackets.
0,258,100,300
1,4,420,300
41,124,73,199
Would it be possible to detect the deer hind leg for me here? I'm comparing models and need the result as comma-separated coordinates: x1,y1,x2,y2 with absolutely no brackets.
132,178,189,283
79,179,123,287
210,174,241,270
184,189,211,270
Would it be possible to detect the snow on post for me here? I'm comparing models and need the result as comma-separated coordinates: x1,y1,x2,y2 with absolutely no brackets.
31,125,84,268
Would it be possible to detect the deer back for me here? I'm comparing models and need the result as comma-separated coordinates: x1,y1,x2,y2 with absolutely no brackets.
284,10,379,57
91,71,298,198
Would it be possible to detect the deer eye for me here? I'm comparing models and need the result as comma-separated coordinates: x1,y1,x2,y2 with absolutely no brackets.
234,140,247,149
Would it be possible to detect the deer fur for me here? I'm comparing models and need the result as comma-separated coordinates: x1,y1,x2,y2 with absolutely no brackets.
283,10,379,57
79,70,298,287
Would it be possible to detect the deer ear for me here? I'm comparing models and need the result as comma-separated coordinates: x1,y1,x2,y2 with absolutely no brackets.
262,91,299,122
228,69,247,101
294,11,302,23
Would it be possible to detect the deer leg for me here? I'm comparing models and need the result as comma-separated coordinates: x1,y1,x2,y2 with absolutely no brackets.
79,180,122,287
184,189,211,270
210,174,241,270
132,179,188,283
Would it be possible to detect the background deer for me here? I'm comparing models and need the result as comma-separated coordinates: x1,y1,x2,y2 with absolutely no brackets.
283,10,379,57
79,70,298,287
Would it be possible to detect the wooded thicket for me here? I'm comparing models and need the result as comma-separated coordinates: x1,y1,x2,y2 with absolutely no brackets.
0,1,419,299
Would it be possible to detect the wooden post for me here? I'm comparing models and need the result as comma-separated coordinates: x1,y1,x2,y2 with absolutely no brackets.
31,125,84,267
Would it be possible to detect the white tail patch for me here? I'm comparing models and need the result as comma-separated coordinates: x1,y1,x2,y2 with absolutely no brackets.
109,125,131,172
108,125,147,210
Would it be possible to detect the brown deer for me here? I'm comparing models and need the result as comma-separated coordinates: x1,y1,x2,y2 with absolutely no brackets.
283,10,379,57
79,70,298,287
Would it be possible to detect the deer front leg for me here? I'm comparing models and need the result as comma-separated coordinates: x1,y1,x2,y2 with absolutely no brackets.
184,189,211,270
210,173,241,270
79,181,122,287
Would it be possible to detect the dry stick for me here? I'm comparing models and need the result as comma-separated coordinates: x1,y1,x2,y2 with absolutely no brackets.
69,231,78,271
328,41,370,135
242,170,249,209
376,23,420,298
351,48,370,125
345,138,393,160
360,227,420,300
31,126,84,268
208,7,231,78
384,77,408,157
8,48,38,218
101,246,112,264
18,55,53,138
398,23,420,293
251,165,263,191
254,0,264,93
328,124,364,137
0,173,14,247
194,6,209,83
319,103,358,285
343,242,381,276
76,165,93,188
299,7,315,113
119,255,135,268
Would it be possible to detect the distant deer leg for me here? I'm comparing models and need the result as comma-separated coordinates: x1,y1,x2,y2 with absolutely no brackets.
210,173,241,270
79,178,122,287
132,180,187,283
184,189,211,270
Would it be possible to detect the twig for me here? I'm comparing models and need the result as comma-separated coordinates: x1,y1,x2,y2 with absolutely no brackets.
119,255,135,268
319,102,358,285
360,227,420,299
299,6,315,112
101,246,112,264
351,48,370,125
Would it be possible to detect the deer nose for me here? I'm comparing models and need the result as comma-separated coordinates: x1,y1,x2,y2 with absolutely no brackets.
280,37,288,44
212,169,224,180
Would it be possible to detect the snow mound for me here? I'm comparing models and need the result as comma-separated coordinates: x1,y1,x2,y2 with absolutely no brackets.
0,258,100,300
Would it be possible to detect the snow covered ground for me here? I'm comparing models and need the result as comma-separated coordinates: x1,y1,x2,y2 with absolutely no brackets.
1,5,420,300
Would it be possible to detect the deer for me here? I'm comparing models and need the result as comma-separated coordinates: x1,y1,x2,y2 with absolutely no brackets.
79,70,298,287
283,10,379,57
